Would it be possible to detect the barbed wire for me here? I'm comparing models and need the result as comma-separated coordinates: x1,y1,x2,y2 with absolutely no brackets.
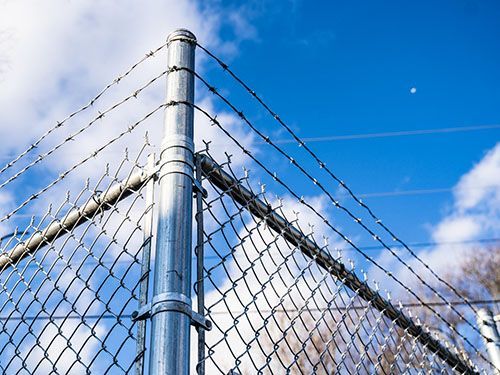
185,100,494,369
184,60,494,352
0,102,167,224
0,69,168,193
193,43,491,326
180,71,488,343
0,41,168,179
0,33,495,373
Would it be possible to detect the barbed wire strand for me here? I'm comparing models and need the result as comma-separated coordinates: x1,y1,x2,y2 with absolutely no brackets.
0,69,168,192
186,100,494,368
193,43,489,323
0,41,168,178
181,71,488,342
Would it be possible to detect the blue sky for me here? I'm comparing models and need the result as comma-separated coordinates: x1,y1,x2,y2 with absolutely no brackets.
205,0,500,244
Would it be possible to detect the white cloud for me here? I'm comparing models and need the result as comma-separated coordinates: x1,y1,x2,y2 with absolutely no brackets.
372,142,500,301
454,143,500,212
433,215,482,244
432,142,500,250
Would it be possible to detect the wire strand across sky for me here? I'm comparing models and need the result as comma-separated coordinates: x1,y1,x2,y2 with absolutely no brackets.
270,123,500,144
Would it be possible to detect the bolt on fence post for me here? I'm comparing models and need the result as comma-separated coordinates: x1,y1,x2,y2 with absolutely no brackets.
149,29,196,375
477,308,500,373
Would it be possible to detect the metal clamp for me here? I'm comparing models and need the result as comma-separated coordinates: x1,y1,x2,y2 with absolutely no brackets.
132,292,212,331
193,179,208,198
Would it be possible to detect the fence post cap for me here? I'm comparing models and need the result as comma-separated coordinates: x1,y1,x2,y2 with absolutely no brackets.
167,29,196,43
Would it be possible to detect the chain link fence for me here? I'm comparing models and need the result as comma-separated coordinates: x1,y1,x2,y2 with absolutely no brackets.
194,151,477,374
0,29,497,374
0,141,155,374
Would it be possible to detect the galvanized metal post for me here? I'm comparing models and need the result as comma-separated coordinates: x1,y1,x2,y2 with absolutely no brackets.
477,308,500,373
135,154,155,375
149,29,196,375
195,155,206,375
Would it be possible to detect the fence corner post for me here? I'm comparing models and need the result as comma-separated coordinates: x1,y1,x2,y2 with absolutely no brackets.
149,28,196,375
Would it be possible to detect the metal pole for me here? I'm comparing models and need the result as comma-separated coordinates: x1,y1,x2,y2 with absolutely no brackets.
149,29,196,375
477,308,500,373
195,156,206,374
0,169,151,272
135,154,155,375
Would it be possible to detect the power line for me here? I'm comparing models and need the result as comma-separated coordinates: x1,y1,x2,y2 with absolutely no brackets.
2,237,498,271
2,184,497,221
2,123,496,162
1,299,498,321
355,184,497,199
208,299,500,315
270,124,500,144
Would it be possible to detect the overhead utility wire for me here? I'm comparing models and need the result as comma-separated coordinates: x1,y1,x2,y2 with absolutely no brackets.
3,237,498,271
271,124,500,144
1,299,498,321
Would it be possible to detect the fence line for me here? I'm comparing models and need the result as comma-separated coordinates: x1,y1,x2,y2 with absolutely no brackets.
186,99,493,369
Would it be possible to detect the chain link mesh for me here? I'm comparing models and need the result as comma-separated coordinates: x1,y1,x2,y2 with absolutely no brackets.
194,150,482,374
0,139,155,374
